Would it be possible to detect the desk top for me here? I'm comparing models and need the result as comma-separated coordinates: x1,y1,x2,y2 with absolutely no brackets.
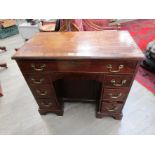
12,31,144,60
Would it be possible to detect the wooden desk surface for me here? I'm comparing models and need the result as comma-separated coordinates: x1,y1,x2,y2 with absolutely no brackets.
13,31,144,60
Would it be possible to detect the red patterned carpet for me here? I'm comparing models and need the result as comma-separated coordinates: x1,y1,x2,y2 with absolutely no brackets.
121,19,155,94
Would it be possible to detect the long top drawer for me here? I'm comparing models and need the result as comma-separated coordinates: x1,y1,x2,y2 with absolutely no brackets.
17,60,137,74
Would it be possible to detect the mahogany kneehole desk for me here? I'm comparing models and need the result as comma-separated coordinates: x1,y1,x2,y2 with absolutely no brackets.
12,31,144,120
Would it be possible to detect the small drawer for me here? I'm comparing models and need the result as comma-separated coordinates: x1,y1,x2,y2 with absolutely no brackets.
101,101,124,113
17,60,137,74
104,74,133,88
24,74,50,85
31,85,53,98
37,98,58,109
17,61,51,73
104,61,136,74
102,88,129,101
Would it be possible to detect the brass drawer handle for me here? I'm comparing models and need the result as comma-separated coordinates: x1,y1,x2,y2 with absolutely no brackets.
31,78,44,84
108,93,122,99
111,79,127,87
36,90,47,96
31,64,46,71
107,64,124,73
107,108,115,112
40,102,53,107
106,105,118,112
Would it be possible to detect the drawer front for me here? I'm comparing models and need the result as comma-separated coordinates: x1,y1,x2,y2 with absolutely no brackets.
50,72,104,82
24,74,50,85
50,60,136,73
17,61,51,73
17,60,137,74
31,85,53,98
102,88,129,101
101,101,124,113
36,98,58,109
104,74,133,88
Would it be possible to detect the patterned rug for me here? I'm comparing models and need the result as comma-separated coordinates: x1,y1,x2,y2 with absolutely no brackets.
121,19,155,94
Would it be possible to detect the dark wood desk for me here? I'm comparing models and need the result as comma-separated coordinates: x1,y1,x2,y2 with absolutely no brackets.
12,31,144,119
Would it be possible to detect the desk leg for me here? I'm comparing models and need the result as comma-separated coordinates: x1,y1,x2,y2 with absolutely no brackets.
39,108,64,116
96,112,123,120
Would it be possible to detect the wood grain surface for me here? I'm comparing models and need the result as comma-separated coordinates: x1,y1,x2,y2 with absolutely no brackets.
12,31,144,60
